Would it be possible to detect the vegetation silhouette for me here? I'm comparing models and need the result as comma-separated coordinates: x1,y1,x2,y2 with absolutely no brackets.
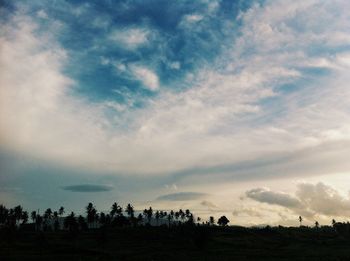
1,203,350,260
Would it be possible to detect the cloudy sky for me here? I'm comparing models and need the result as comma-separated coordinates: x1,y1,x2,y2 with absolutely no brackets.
1,0,350,226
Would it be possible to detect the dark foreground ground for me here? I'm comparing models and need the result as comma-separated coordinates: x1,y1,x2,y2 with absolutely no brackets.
1,226,350,260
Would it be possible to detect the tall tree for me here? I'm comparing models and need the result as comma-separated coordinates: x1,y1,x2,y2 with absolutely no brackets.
31,211,37,223
86,202,97,229
315,221,319,229
58,206,65,217
209,216,215,226
21,211,29,224
155,211,160,226
0,205,9,224
14,205,23,225
125,203,134,218
299,216,303,227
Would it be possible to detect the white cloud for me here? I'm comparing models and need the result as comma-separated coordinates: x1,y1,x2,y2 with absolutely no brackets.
246,188,302,208
36,10,48,19
246,182,350,220
169,61,181,70
183,14,203,23
110,27,151,49
130,65,159,91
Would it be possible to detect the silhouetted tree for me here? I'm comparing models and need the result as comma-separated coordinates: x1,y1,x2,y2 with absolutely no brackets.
58,206,65,217
175,211,180,223
167,213,172,226
100,212,106,226
218,216,229,226
137,213,143,225
31,211,36,222
209,216,215,226
52,211,59,230
125,203,134,219
143,207,153,225
14,205,23,225
86,202,97,229
299,216,303,227
0,205,9,224
332,219,337,227
315,221,319,229
64,212,78,233
110,202,121,218
21,211,29,224
155,210,160,226
78,215,88,230
36,214,43,231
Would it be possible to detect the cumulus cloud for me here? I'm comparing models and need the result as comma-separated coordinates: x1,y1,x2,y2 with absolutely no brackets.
246,182,350,219
62,184,114,192
246,188,302,208
157,192,207,201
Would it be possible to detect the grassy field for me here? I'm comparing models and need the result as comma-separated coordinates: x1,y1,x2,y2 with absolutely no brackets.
1,226,350,260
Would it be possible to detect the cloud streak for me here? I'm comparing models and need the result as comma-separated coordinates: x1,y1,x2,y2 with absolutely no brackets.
62,184,113,192
157,192,207,201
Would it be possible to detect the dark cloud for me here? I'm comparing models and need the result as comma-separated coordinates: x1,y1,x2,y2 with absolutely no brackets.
157,192,207,201
246,188,302,208
62,184,113,192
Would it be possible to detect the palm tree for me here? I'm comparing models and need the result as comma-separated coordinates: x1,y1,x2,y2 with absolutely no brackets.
21,211,29,224
36,214,43,231
143,207,153,225
86,202,97,229
14,205,23,225
137,213,143,226
332,219,336,227
78,215,87,230
299,216,303,227
58,206,65,217
110,202,118,218
209,216,215,226
125,203,134,219
31,211,37,223
0,205,9,224
155,211,160,226
53,211,59,231
43,208,53,230
174,211,180,223
44,208,52,219
64,212,78,232
167,213,172,227
315,221,319,229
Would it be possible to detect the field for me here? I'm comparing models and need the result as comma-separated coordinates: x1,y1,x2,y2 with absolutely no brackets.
1,225,350,260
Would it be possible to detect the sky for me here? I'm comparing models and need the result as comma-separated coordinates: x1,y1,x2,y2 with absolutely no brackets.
1,0,350,226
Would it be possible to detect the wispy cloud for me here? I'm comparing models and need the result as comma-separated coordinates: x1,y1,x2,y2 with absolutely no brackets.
130,65,159,91
157,192,207,201
109,27,151,49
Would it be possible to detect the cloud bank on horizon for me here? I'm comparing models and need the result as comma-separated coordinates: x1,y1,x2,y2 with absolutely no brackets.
1,0,350,224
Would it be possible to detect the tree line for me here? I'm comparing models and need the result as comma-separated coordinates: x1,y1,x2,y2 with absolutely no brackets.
0,203,230,232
